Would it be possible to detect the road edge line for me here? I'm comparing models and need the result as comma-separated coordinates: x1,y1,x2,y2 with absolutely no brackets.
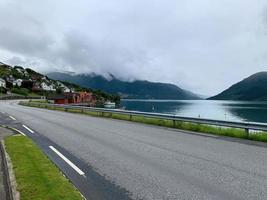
49,146,85,176
22,125,34,133
10,128,26,136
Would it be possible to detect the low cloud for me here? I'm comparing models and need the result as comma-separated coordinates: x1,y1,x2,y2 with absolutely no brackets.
1,0,267,95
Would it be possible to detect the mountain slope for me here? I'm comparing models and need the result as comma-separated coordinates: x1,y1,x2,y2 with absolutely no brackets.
47,72,201,100
209,72,267,101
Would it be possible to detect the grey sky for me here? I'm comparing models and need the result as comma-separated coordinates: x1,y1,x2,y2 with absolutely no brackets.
0,0,267,95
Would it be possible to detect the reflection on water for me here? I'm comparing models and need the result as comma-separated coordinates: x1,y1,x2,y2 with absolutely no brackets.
120,100,267,123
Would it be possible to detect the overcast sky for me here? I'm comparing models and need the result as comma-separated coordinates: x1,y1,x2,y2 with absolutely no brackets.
0,0,267,96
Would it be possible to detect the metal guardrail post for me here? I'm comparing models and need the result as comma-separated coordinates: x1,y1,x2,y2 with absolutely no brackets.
245,128,249,138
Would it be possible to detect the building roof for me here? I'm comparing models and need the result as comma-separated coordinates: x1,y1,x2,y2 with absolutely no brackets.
47,93,76,100
47,94,66,100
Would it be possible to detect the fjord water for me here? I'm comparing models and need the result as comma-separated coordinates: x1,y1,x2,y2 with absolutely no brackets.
121,100,267,123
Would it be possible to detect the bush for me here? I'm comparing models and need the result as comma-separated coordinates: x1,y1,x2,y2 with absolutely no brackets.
0,87,7,94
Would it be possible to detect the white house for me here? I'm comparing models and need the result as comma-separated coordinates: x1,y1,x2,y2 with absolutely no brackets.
63,87,71,92
57,81,71,92
0,78,6,88
41,82,56,91
13,79,23,87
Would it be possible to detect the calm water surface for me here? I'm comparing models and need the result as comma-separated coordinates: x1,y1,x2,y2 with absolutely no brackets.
120,100,267,123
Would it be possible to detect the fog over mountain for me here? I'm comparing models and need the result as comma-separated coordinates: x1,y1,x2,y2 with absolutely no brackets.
1,0,267,96
47,72,201,100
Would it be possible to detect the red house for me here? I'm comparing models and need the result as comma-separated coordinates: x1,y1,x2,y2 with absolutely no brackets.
47,92,96,105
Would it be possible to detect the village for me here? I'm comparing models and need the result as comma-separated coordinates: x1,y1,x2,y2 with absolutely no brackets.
0,63,117,108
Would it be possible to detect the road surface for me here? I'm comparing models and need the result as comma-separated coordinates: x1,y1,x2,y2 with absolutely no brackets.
0,100,267,200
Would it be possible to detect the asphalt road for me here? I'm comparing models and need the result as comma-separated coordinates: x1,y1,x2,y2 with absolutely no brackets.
1,100,267,200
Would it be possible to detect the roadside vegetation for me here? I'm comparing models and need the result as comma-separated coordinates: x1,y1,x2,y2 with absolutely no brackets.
5,135,83,200
20,101,267,143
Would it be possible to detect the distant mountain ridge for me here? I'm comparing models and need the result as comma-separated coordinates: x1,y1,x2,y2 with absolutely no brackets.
209,72,267,101
47,72,201,100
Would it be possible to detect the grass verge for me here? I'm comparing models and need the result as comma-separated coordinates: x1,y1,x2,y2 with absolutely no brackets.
5,135,83,200
20,101,267,143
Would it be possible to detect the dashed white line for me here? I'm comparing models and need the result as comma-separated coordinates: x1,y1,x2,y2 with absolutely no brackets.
22,125,34,133
9,116,16,120
11,128,26,136
49,146,85,176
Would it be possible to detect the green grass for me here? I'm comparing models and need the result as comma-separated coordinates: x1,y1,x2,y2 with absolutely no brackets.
11,88,30,96
20,101,267,143
122,115,267,140
5,136,83,200
29,99,48,103
27,92,42,97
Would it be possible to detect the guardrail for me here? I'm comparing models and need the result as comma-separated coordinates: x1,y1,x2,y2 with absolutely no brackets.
20,101,267,136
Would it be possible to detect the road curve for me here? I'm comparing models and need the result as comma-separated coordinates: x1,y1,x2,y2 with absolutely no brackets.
1,100,267,200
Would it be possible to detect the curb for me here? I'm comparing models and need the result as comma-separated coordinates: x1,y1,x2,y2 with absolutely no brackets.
0,140,13,200
1,140,20,200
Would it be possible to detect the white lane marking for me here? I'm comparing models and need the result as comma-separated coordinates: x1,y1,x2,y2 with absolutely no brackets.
49,146,85,176
22,125,34,133
9,116,16,120
166,128,218,138
11,128,26,136
192,132,218,138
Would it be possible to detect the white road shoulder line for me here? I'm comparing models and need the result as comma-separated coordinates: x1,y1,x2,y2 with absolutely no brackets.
49,146,85,176
9,116,16,120
192,132,218,138
11,128,26,136
22,125,34,133
167,128,218,138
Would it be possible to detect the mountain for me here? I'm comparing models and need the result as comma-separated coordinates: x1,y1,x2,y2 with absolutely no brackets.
208,72,267,101
47,72,201,100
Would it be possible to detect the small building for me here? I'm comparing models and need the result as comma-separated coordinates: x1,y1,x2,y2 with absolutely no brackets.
5,76,15,88
47,93,76,104
47,94,70,104
47,92,96,105
0,78,6,88
41,82,56,91
78,92,94,103
21,80,34,89
13,79,23,87
63,87,70,92
104,101,116,108
56,81,71,93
